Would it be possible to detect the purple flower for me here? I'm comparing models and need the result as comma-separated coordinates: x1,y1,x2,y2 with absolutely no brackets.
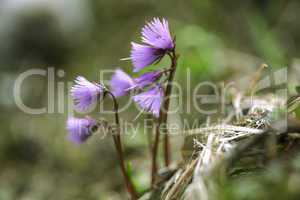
66,117,97,144
110,69,134,97
132,85,164,118
133,70,163,89
71,76,103,112
130,18,174,72
142,18,174,50
130,42,164,72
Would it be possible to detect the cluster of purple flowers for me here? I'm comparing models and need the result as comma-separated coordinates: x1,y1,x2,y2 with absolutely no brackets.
111,18,174,117
66,18,175,144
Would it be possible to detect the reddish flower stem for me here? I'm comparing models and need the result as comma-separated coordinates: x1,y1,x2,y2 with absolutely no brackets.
151,50,178,186
107,91,138,200
163,128,170,166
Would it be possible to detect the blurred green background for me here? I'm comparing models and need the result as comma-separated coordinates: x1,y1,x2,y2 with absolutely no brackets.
0,0,299,199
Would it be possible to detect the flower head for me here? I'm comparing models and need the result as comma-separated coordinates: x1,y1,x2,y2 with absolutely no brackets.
142,18,174,50
110,69,134,97
66,117,97,144
130,18,174,72
133,70,163,89
71,76,103,112
132,85,164,118
130,42,164,72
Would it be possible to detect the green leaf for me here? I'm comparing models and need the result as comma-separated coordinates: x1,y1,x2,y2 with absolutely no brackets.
296,86,300,94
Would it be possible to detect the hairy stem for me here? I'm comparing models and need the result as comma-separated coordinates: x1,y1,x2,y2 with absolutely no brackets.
107,91,138,199
151,50,178,186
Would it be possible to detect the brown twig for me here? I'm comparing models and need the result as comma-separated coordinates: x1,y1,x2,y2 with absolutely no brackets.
248,63,268,95
107,91,138,199
164,158,198,200
151,50,178,186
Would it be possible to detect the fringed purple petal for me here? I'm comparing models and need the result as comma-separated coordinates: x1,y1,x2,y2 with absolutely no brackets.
71,76,103,112
133,70,162,89
110,69,134,97
66,117,97,144
141,18,174,50
132,85,164,118
130,42,163,72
